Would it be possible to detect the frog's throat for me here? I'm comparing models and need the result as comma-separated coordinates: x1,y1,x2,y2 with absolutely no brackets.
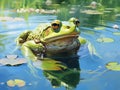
44,34,79,43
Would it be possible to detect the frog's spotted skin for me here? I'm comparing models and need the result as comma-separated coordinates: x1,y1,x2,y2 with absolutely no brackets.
16,18,86,61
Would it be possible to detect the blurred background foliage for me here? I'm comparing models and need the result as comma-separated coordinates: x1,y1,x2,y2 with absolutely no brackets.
0,0,120,22
1,0,120,10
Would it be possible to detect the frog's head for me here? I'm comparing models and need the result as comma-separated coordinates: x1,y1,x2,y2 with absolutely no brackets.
43,18,80,43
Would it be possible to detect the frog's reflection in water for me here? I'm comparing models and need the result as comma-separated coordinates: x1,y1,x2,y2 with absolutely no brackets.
43,56,80,89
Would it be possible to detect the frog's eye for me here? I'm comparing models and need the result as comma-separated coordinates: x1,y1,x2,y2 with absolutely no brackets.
75,21,80,24
52,23,59,26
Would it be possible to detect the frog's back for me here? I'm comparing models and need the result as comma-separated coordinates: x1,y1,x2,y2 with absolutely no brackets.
27,23,51,40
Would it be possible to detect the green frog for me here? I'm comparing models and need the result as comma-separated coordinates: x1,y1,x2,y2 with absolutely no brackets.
16,18,87,61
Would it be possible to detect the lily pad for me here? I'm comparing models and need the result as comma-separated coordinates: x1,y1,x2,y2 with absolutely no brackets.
7,80,15,87
33,58,67,71
81,10,103,15
14,79,26,87
106,62,120,71
113,32,120,36
84,31,95,35
7,79,26,87
94,26,105,30
0,55,27,66
96,37,114,43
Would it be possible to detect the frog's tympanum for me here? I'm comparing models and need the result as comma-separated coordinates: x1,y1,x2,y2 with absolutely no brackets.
16,17,86,61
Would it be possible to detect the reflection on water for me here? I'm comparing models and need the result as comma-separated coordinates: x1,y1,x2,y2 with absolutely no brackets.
42,56,80,89
0,34,6,52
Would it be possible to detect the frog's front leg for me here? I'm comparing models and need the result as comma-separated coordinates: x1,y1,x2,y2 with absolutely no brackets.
21,40,45,62
16,30,32,46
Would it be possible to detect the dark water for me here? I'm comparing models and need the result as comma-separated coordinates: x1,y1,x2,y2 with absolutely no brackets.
0,11,120,90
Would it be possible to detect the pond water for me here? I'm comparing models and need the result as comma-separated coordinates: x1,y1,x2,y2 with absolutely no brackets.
0,10,120,90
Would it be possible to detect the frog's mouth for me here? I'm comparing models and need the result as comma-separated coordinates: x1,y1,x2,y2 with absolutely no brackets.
44,34,79,43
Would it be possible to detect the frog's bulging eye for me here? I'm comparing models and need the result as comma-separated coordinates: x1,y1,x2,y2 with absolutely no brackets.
52,23,59,26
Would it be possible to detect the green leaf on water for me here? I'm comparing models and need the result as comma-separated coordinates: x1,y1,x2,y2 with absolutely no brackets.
113,32,120,36
7,80,15,87
84,31,95,35
96,37,114,43
94,26,105,30
106,62,120,71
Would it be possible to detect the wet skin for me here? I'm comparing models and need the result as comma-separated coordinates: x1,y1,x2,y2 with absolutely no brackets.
16,18,86,61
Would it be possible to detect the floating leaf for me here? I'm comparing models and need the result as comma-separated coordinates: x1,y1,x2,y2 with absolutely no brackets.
14,79,26,87
106,62,120,71
94,26,105,30
113,32,120,36
104,11,112,13
7,79,26,87
7,80,15,87
81,10,103,15
33,58,67,71
105,8,114,11
84,31,95,35
6,55,17,59
96,37,114,43
0,55,27,66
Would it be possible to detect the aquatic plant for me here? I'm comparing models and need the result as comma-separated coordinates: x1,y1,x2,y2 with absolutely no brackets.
7,79,26,87
0,55,27,66
106,62,120,71
96,37,114,43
